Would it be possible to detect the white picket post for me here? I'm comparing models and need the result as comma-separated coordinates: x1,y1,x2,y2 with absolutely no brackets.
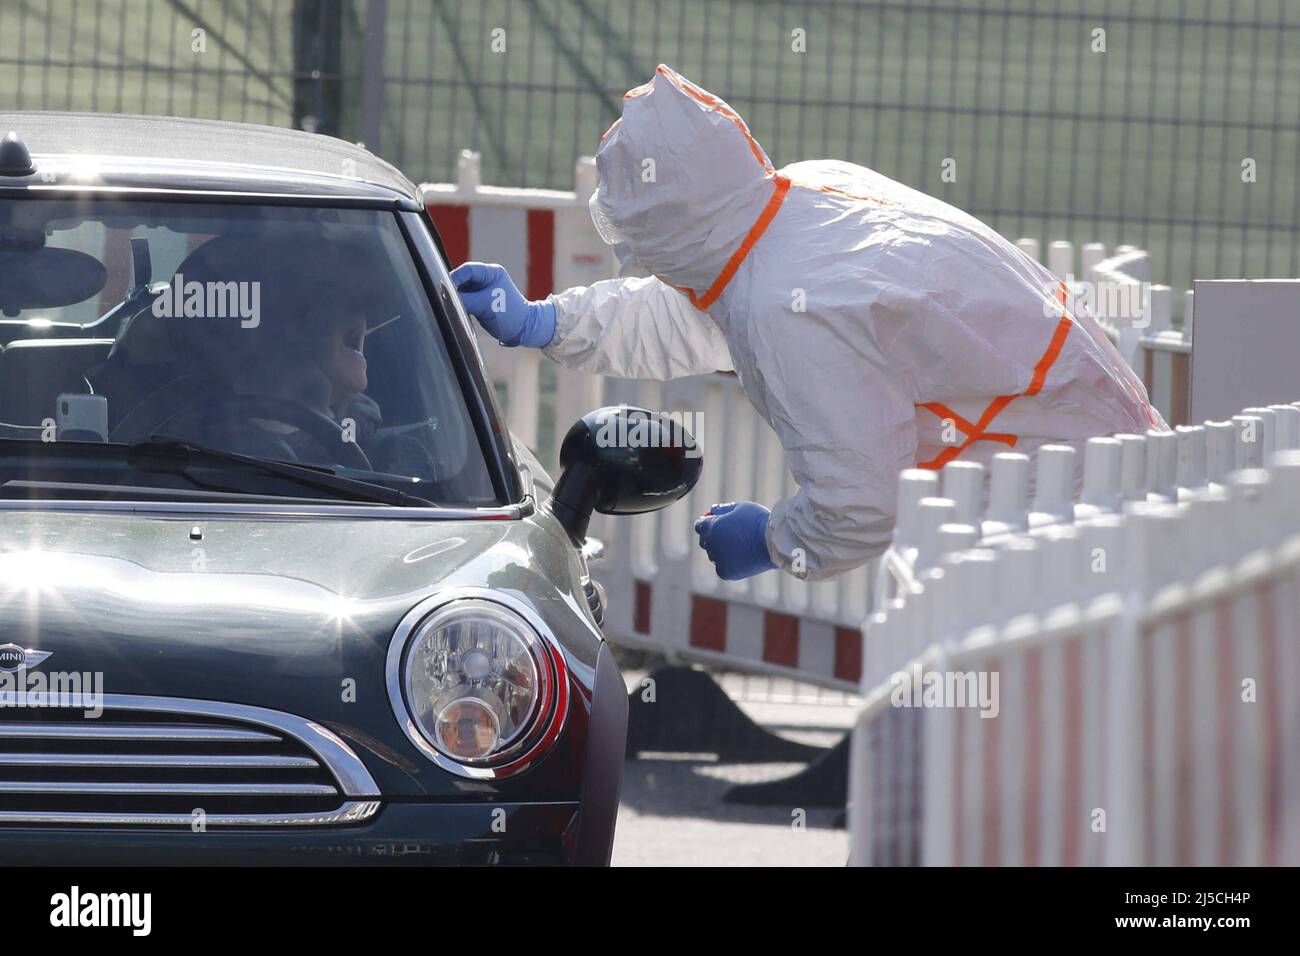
1145,428,1178,499
1047,240,1074,282
985,452,1031,534
937,523,979,558
952,549,998,634
914,497,958,571
913,570,945,659
941,460,985,525
1116,433,1149,501
1268,450,1300,530
1078,515,1126,601
1227,468,1274,553
1031,445,1076,524
1038,525,1082,612
863,610,890,692
1174,424,1207,493
1242,406,1278,458
847,713,874,865
921,643,957,865
894,469,942,553
1268,404,1300,450
1080,436,1122,512
1104,606,1143,866
1182,487,1230,577
996,538,1041,620
1204,420,1236,482
1234,414,1265,469
1081,243,1107,280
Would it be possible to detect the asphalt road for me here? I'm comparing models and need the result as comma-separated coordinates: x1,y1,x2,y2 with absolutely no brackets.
611,682,855,866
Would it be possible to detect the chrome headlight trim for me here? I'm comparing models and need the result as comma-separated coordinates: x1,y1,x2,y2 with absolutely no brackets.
404,600,546,756
385,588,570,780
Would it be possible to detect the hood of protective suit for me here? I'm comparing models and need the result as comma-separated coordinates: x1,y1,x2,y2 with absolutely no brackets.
591,65,779,297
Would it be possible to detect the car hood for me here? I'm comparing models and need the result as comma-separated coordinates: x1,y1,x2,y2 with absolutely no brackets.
0,508,583,705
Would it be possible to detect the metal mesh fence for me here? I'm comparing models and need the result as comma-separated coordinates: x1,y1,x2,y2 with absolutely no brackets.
2,0,1296,300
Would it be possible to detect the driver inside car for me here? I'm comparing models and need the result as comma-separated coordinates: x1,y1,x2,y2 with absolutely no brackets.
93,230,431,478
323,313,370,416
227,290,382,463
237,293,432,478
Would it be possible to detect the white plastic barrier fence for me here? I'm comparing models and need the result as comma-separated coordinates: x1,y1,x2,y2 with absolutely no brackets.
850,400,1300,865
421,153,1187,691
1089,246,1191,425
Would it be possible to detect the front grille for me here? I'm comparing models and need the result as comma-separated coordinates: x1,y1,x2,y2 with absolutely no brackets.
0,697,380,827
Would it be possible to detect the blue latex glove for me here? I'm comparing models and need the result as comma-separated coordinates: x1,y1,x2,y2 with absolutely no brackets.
694,501,778,581
449,261,557,348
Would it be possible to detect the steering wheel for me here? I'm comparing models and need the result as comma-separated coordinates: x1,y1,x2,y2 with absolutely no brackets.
130,392,373,471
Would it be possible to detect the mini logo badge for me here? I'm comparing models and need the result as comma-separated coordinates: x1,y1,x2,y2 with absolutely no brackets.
0,644,51,673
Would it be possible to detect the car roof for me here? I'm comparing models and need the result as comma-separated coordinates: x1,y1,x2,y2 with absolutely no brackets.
0,111,420,204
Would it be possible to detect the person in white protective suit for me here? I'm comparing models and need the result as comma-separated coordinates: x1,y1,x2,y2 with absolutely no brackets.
452,65,1165,582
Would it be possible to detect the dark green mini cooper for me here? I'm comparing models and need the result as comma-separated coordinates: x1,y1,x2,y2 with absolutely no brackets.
0,113,699,866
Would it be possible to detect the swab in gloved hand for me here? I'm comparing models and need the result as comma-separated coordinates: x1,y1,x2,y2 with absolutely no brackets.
450,261,556,348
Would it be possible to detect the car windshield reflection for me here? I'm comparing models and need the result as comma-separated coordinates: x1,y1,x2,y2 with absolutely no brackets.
0,199,496,505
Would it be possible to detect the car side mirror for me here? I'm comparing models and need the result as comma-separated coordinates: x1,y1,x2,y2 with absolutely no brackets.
546,405,702,544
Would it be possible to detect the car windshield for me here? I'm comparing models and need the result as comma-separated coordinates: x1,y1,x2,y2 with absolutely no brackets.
0,197,497,505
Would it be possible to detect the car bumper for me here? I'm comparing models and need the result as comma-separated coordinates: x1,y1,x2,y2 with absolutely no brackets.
0,801,581,866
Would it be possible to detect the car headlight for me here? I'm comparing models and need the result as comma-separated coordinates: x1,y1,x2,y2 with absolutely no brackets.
387,593,569,779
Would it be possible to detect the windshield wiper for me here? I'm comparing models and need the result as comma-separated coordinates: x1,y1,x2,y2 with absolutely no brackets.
126,437,426,506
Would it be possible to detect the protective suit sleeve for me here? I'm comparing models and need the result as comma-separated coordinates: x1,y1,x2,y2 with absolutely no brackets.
759,340,918,581
543,275,734,380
